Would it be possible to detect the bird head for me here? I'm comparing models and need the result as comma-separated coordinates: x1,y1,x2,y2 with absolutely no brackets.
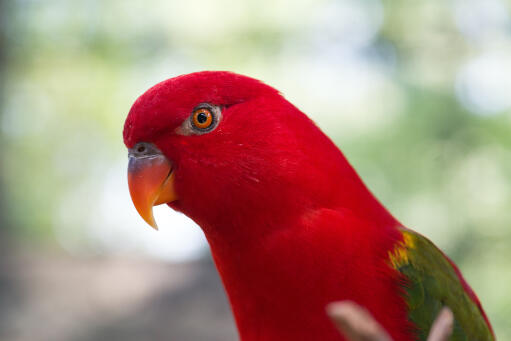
124,71,363,233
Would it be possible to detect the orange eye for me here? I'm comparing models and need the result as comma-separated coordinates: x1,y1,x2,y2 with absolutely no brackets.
192,108,214,129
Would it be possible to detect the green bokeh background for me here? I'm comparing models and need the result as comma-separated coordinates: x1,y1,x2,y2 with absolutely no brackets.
1,0,510,339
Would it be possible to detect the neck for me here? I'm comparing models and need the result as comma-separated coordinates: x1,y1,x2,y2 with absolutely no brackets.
204,213,340,340
197,151,398,245
203,201,401,340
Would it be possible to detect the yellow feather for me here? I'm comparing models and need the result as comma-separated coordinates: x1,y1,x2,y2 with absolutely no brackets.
388,231,415,268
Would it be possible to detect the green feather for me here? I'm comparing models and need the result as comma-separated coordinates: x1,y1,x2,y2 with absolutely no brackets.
388,229,494,341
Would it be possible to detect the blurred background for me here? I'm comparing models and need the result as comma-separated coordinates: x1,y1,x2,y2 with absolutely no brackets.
0,0,510,340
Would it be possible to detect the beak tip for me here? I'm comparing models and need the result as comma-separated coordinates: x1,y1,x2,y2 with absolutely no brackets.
142,211,159,231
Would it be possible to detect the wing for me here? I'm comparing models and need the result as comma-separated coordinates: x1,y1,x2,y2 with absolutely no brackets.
388,228,494,341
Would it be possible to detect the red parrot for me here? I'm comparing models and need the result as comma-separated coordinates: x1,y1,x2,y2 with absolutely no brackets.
123,71,494,341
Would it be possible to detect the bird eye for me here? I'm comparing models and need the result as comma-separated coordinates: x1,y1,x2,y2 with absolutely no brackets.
176,103,221,136
192,108,213,130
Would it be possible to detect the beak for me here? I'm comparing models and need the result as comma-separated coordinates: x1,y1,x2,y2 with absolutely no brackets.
127,153,177,230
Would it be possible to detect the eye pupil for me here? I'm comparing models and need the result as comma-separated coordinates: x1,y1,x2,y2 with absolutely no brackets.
137,146,146,153
197,112,208,124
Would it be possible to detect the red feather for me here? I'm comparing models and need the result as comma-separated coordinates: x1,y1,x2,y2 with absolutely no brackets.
124,71,491,340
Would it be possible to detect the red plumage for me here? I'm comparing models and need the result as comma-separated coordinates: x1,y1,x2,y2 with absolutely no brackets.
124,71,491,340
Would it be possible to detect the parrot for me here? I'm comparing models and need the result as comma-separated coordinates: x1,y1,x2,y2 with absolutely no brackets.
123,71,494,341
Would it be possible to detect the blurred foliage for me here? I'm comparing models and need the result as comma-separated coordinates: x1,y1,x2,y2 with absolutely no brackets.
1,0,510,338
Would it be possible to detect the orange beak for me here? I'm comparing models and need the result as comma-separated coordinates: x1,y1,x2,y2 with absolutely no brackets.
127,153,177,230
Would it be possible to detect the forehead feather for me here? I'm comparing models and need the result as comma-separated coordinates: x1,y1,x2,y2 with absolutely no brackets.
123,71,278,147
